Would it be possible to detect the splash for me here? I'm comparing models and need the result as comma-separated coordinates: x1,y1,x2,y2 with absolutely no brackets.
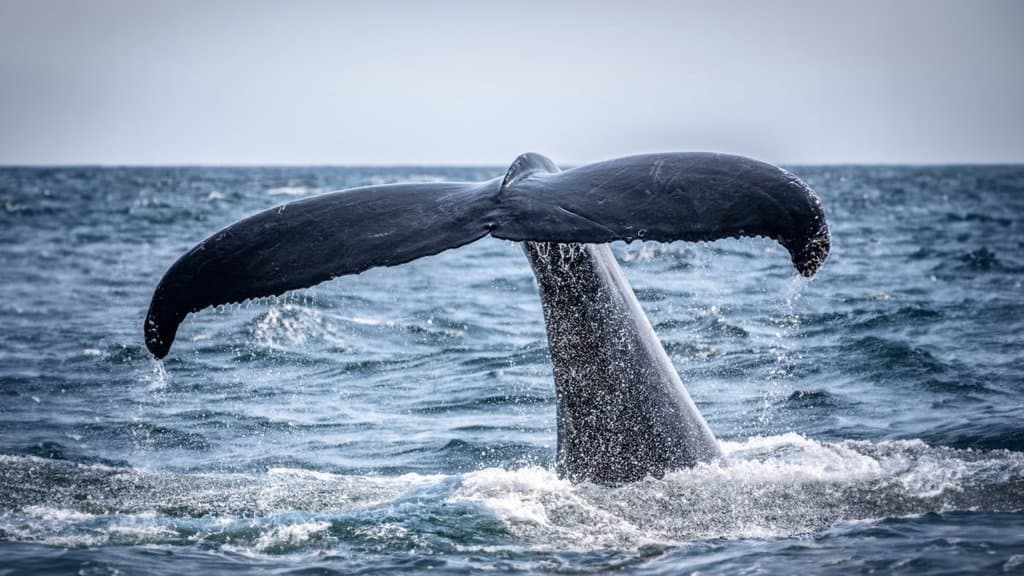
249,304,345,351
143,357,169,392
1,435,1020,554
448,434,1023,549
757,276,808,429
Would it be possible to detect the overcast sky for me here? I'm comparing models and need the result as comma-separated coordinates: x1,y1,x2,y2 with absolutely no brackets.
1,0,1021,165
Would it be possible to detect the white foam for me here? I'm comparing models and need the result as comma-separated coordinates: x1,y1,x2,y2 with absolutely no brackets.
445,434,1024,549
106,522,177,540
21,505,94,522
1005,555,1024,570
1,435,1021,552
255,520,331,551
267,467,341,482
342,315,390,326
454,466,570,526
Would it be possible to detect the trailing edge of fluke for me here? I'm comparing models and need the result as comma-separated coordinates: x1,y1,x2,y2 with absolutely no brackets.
145,152,830,359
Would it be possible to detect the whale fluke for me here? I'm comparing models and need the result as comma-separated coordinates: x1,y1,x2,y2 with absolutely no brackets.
495,153,829,277
145,152,829,359
144,181,494,358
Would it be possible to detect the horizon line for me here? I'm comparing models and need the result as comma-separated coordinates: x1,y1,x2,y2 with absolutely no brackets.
2,160,1023,169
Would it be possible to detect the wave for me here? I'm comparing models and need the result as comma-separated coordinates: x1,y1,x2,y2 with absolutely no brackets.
1,434,1020,554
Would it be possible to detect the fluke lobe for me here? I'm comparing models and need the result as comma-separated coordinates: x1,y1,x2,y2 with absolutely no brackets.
144,152,830,484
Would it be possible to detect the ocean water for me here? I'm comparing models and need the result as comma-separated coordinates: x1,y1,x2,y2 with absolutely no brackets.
0,164,1022,574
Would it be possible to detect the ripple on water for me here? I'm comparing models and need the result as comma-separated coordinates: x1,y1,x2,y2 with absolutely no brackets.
2,165,1024,573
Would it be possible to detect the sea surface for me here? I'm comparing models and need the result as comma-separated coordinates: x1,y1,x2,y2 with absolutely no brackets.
0,164,1022,574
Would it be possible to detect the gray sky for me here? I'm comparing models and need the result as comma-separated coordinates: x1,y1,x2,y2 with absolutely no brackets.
1,0,1022,165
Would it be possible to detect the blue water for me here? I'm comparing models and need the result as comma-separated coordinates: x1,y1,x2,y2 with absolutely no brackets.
1,165,1022,574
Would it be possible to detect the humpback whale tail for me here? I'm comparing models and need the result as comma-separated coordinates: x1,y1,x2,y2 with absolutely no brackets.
145,152,829,359
145,151,830,484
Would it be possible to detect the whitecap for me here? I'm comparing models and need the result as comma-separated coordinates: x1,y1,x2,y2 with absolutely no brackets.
254,520,331,551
